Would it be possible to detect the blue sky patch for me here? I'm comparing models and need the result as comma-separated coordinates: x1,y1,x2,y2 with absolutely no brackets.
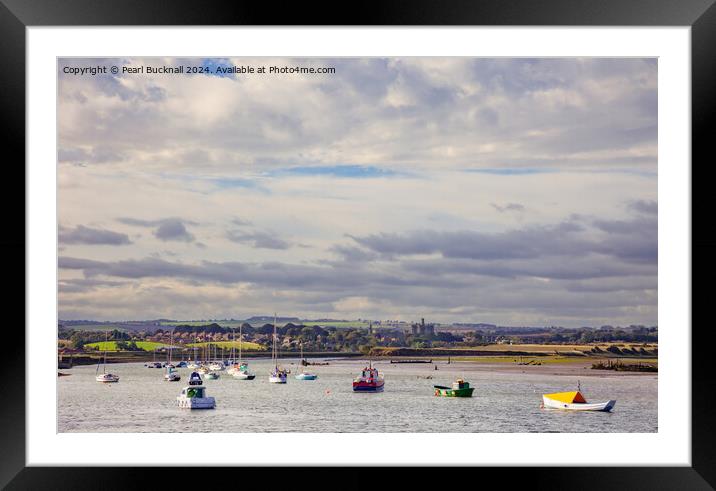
276,165,398,178
465,168,552,176
201,58,235,78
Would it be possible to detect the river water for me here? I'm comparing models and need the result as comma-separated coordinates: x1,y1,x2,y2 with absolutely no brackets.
58,358,657,433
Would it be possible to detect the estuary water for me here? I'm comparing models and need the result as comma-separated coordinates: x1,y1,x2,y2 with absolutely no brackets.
58,359,657,433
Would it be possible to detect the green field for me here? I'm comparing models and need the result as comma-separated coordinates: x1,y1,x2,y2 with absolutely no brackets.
186,341,266,351
84,341,171,352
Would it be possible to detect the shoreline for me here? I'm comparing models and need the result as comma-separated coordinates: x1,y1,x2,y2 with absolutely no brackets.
329,357,657,378
60,353,657,378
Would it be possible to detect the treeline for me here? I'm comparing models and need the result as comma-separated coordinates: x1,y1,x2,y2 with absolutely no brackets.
58,327,131,349
59,323,658,353
162,322,338,337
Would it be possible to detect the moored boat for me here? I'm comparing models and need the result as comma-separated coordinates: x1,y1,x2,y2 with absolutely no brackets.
352,363,384,392
164,366,181,382
163,329,179,379
233,369,256,380
204,371,220,380
269,368,287,384
177,384,215,409
295,372,318,380
269,313,288,384
434,378,474,397
96,373,120,383
541,386,616,412
188,371,203,385
95,331,119,383
295,342,318,380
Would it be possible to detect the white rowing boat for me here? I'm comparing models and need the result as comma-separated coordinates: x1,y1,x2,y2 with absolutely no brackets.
541,387,615,412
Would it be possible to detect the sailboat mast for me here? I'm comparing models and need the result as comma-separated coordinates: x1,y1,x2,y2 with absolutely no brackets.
103,330,108,373
239,323,243,363
273,313,278,369
231,328,235,363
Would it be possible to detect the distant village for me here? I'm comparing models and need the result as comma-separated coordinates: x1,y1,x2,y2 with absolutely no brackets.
58,316,658,354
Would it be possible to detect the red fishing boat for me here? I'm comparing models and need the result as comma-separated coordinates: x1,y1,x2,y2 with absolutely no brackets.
352,362,384,392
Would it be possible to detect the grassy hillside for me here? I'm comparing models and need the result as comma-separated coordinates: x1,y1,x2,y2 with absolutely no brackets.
186,341,266,351
84,341,171,352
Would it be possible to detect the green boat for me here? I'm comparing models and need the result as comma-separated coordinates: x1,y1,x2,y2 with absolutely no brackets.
434,379,474,397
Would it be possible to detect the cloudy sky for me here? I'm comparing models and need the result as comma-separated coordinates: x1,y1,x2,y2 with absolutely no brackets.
58,57,657,326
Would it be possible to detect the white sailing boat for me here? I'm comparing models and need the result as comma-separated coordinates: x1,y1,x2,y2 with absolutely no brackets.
208,342,224,371
197,341,210,374
269,314,287,383
164,329,180,381
187,334,200,369
227,328,239,374
231,323,256,380
295,342,318,380
95,331,119,383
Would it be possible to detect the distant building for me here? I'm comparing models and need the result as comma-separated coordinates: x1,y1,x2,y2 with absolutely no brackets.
409,318,435,337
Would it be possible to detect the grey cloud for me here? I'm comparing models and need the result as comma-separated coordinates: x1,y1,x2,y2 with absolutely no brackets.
348,221,588,261
491,202,525,213
117,217,196,242
350,216,656,265
58,146,126,165
628,199,658,215
58,278,126,293
330,244,380,262
59,225,132,246
155,219,195,242
58,254,467,290
226,230,291,250
58,248,657,325
230,217,253,227
402,255,655,281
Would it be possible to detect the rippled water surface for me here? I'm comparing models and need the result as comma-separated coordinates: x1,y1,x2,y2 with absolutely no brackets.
58,359,657,433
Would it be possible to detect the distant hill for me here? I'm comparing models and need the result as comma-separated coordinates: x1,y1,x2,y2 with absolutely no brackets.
245,316,300,323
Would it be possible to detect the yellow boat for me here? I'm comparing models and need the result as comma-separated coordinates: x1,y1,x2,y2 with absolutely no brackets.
541,390,616,412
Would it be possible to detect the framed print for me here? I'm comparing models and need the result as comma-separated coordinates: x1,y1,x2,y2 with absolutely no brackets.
3,0,712,487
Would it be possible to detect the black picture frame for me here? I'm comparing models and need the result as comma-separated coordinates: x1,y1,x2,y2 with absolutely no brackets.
2,0,711,488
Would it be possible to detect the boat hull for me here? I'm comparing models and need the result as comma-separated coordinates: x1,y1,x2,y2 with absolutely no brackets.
295,373,318,380
233,372,256,380
269,375,287,383
177,396,215,409
434,387,474,397
542,396,616,412
352,382,384,392
96,374,119,383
